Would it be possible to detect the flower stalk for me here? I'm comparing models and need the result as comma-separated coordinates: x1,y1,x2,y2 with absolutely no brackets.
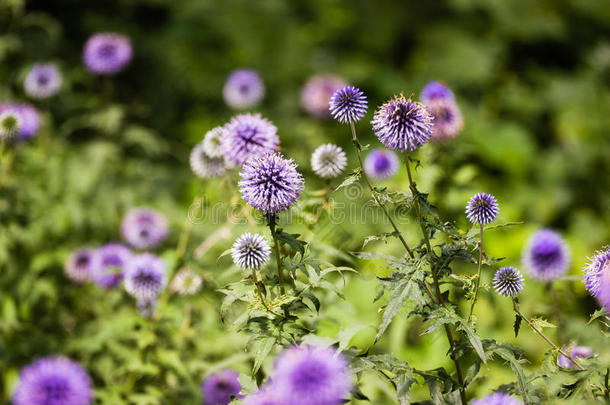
467,226,485,323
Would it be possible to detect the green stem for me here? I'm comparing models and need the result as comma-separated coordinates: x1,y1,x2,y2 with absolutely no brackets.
252,268,284,318
267,214,285,295
467,226,484,323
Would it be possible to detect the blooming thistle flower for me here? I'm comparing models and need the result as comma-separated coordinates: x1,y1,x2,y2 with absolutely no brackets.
271,345,352,405
301,75,347,118
522,229,570,281
364,149,399,180
121,208,169,249
371,94,433,151
471,393,523,405
231,233,271,270
201,370,243,405
239,153,304,214
420,81,455,103
170,267,203,295
0,108,22,139
83,33,132,75
221,113,279,165
14,104,41,140
13,357,93,405
90,243,132,288
311,144,347,179
64,248,100,283
329,86,368,124
243,386,281,405
583,246,610,298
493,266,524,297
190,141,227,178
425,98,463,142
203,126,228,158
465,193,499,225
123,253,166,303
557,345,593,369
223,69,265,109
24,63,62,99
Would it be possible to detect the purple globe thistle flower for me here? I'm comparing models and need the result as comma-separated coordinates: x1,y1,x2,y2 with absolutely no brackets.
223,69,265,109
64,248,100,283
121,208,169,249
24,63,62,99
83,32,132,75
301,75,347,119
13,357,93,405
557,344,593,369
420,81,455,103
239,153,304,214
170,267,203,295
89,243,132,288
203,126,227,159
190,141,227,178
271,345,352,405
243,386,281,405
201,370,243,405
364,149,399,180
465,193,499,225
493,266,524,297
123,253,166,303
425,98,463,142
231,233,271,270
0,107,22,139
583,246,610,298
221,113,279,165
371,94,433,151
471,393,523,405
522,229,570,281
15,104,41,140
329,86,368,124
311,144,347,179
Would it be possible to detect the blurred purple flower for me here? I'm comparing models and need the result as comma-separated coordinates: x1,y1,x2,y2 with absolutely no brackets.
522,229,570,281
24,63,62,99
364,149,399,180
471,392,523,405
421,81,455,103
243,386,281,405
124,253,166,306
121,208,169,249
425,98,463,141
223,69,265,109
83,33,132,75
65,248,100,283
201,370,243,405
301,75,347,118
557,345,593,369
90,243,132,288
221,113,279,165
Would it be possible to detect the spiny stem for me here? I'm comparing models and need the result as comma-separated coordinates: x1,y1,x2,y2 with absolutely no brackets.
267,214,285,295
467,226,484,323
349,122,414,258
512,299,585,371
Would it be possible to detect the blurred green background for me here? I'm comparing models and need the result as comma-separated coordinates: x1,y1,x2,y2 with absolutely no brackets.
1,0,609,403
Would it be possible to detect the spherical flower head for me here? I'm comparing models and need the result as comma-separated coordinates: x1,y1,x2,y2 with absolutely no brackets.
493,266,524,297
471,392,523,405
203,126,228,158
14,104,41,139
13,356,93,405
329,86,368,124
90,243,132,288
557,344,593,369
311,144,347,179
190,141,227,178
583,246,610,298
170,267,203,295
420,81,455,103
83,32,132,75
364,149,399,180
239,152,304,214
301,75,348,118
121,208,169,249
223,69,265,109
231,233,271,270
64,248,100,283
425,98,463,142
201,369,243,405
465,193,499,225
24,63,62,99
371,94,433,151
123,253,166,302
271,345,352,405
221,113,279,165
0,108,22,139
243,386,281,405
522,229,570,281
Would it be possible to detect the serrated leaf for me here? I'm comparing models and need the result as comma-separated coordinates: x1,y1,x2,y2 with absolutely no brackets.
530,317,557,330
335,169,361,190
375,278,422,343
276,230,306,256
251,337,275,374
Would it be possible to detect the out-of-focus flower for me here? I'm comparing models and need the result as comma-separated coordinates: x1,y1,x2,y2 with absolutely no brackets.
123,253,166,306
301,75,347,118
329,86,368,124
364,149,399,180
557,345,593,369
243,386,281,405
425,98,463,141
311,144,347,179
90,243,132,288
465,193,499,225
0,107,22,140
420,81,455,103
121,208,169,249
14,104,41,140
223,69,265,109
201,370,243,405
170,267,203,295
471,392,523,405
493,266,524,297
522,229,570,281
583,246,610,299
24,63,62,99
83,33,132,75
231,233,271,270
65,248,100,283
190,141,227,178
221,113,279,165
202,126,227,158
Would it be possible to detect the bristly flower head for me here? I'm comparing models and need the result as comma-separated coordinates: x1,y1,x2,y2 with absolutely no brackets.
231,233,271,270
239,153,304,214
24,63,62,99
425,98,463,142
13,356,93,405
465,193,499,225
583,246,610,298
83,32,132,75
223,69,265,109
221,113,279,165
301,75,347,118
170,267,203,295
90,243,132,288
65,248,100,283
121,208,169,249
203,126,228,158
522,229,570,281
557,344,593,369
364,149,399,180
0,107,22,139
243,386,281,405
421,81,455,103
311,144,347,179
271,345,352,405
329,86,368,124
493,266,524,297
190,141,227,178
201,370,243,405
471,392,523,405
123,253,166,303
371,94,433,151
